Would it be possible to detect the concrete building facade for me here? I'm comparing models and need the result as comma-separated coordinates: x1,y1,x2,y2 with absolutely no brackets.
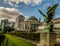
14,15,25,30
19,16,41,32
37,18,60,34
20,20,41,32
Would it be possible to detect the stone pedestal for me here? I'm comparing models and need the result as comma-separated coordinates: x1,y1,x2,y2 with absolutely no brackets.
40,32,56,46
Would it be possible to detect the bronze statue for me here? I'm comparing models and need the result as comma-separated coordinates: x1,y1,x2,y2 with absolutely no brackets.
39,3,58,32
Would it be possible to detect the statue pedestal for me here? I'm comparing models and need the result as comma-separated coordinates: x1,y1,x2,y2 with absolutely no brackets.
40,32,56,46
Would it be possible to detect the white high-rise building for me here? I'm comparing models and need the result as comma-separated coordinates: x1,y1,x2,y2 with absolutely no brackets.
14,15,25,30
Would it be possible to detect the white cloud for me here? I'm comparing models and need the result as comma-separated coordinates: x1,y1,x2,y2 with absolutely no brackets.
42,3,51,10
4,1,18,7
54,0,58,3
4,0,43,6
25,16,29,21
0,7,23,21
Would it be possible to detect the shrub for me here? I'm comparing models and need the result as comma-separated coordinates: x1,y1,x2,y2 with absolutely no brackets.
0,33,5,46
9,32,40,41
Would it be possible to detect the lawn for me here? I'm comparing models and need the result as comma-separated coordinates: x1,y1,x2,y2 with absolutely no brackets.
3,34,36,46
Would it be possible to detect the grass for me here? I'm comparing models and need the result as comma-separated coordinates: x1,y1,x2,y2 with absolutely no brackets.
3,34,36,46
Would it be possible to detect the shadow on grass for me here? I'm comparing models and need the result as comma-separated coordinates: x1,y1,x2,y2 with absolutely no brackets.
0,33,5,46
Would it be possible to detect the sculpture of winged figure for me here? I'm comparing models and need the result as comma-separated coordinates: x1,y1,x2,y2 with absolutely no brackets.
38,3,58,32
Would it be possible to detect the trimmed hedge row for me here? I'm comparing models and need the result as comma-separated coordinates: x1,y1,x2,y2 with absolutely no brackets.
9,32,40,41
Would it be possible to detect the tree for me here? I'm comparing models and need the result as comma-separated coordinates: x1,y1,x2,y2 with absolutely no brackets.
38,3,58,32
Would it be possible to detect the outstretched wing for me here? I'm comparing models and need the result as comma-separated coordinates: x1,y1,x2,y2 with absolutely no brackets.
47,3,58,15
47,3,58,22
38,9,46,17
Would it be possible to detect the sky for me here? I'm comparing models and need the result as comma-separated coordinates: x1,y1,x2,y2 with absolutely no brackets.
0,0,60,22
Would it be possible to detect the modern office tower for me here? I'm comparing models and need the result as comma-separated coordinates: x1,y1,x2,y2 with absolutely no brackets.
15,15,25,30
1,19,8,32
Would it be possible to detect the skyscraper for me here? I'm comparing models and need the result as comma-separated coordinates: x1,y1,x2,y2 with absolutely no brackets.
15,15,25,30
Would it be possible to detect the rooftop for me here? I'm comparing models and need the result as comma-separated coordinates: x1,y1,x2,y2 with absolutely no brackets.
26,16,39,21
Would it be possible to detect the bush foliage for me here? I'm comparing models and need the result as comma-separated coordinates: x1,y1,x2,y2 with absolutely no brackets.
0,33,5,46
9,32,40,41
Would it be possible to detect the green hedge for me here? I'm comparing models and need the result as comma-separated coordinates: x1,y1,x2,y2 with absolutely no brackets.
9,32,40,41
